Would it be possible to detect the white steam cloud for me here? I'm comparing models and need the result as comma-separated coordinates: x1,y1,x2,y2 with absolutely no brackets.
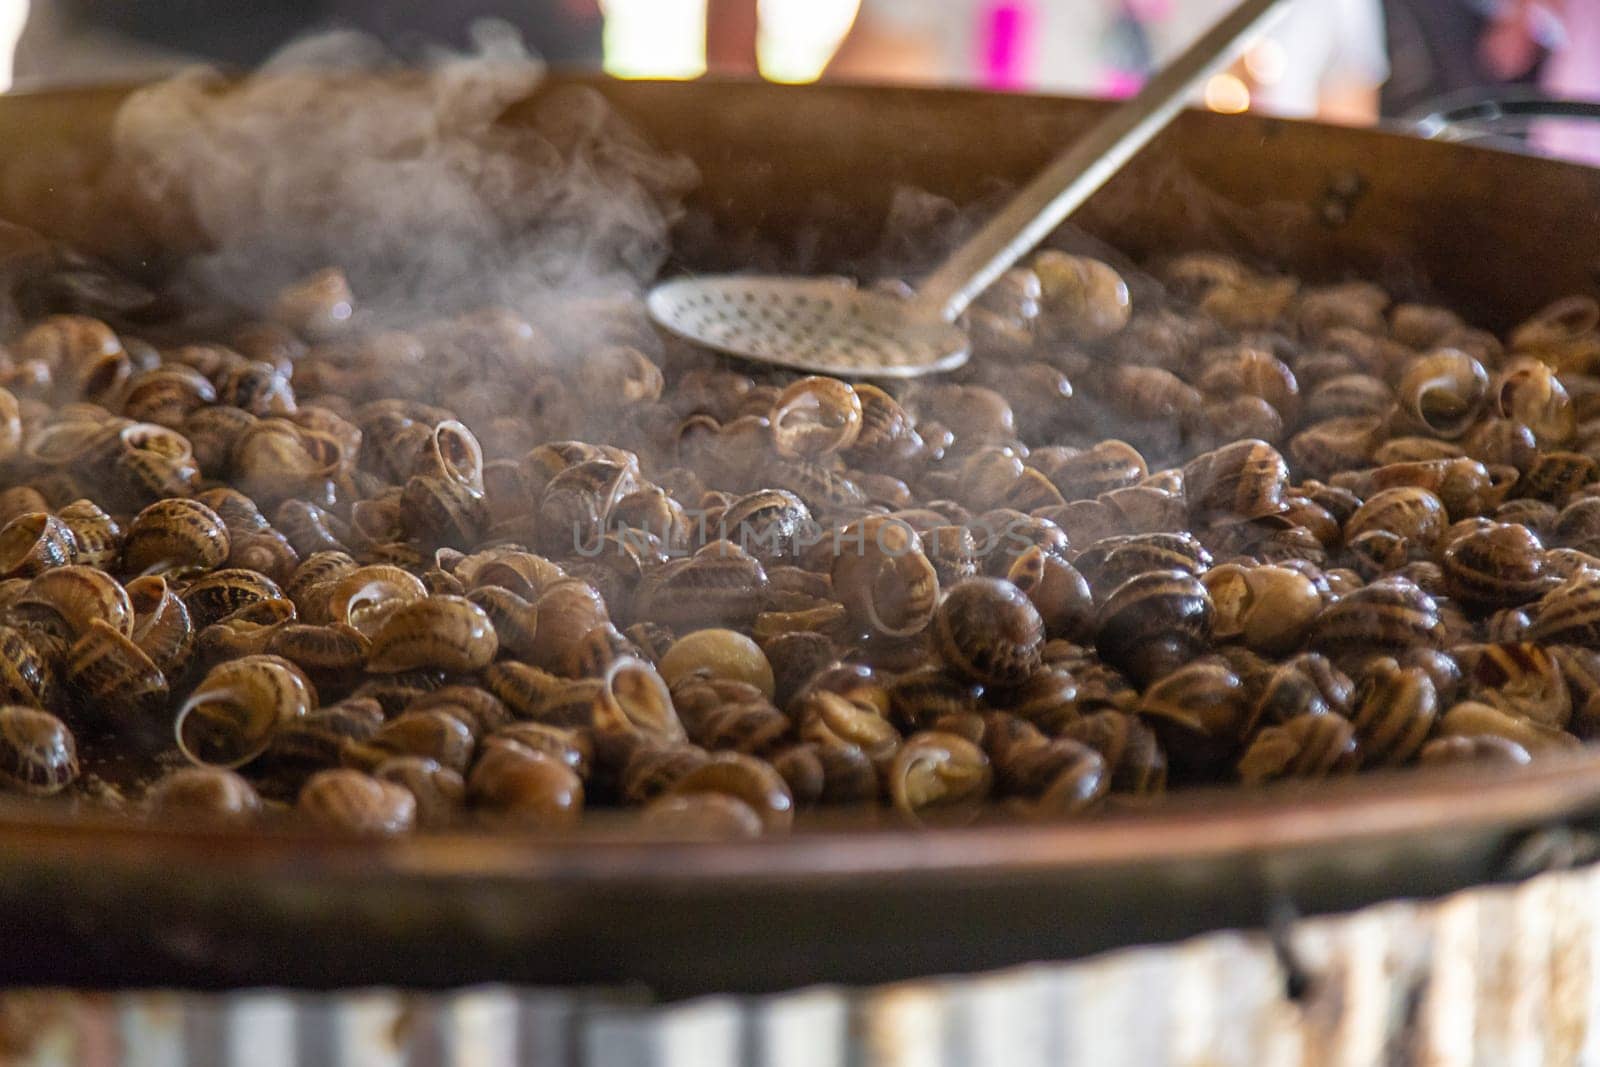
110,21,698,349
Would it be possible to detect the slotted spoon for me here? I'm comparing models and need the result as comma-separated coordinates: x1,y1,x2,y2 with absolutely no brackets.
648,0,1291,377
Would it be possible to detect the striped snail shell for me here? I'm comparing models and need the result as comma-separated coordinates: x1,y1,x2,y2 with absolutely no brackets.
1033,439,1147,503
1072,531,1212,600
298,769,416,835
1444,521,1555,609
365,595,497,674
1454,641,1572,729
1345,487,1449,560
54,500,122,571
1253,652,1354,724
1237,712,1359,785
1095,569,1213,687
1367,458,1514,521
932,578,1043,687
65,618,168,731
1058,710,1167,795
1287,415,1382,481
1136,659,1250,781
1349,659,1438,767
1514,450,1598,505
0,625,56,710
995,665,1082,735
1311,576,1446,662
1180,439,1289,523
0,705,77,796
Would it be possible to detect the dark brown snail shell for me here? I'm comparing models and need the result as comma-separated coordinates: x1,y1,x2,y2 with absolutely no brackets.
931,578,1044,687
1095,569,1213,687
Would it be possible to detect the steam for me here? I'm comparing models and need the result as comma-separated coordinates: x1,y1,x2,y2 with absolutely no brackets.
110,22,698,351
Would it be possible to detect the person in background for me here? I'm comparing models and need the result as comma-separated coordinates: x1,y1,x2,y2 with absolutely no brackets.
828,0,1389,125
1381,0,1557,117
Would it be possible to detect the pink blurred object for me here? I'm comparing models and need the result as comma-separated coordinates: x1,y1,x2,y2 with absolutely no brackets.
978,0,1035,89
1535,1,1600,166
1126,0,1173,20
1100,70,1145,98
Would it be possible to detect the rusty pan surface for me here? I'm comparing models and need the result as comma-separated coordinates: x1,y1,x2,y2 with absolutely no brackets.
0,78,1599,996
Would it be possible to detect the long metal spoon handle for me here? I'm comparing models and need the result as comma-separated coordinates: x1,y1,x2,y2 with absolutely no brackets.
912,0,1294,322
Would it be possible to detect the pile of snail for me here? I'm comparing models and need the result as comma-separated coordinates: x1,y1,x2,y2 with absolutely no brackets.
0,247,1597,837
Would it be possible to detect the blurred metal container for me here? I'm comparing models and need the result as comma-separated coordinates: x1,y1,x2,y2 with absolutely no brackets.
5,846,1600,1066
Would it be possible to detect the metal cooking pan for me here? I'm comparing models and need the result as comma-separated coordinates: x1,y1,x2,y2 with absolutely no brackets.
0,77,1599,999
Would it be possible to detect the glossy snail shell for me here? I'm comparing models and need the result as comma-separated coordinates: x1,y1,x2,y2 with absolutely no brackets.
1349,660,1438,768
1418,734,1533,768
770,740,878,807
1095,569,1213,687
887,730,992,825
641,792,764,838
667,751,794,834
1442,522,1551,608
373,757,465,830
830,516,939,639
1180,439,1289,523
593,656,684,743
64,618,168,730
365,595,497,674
144,766,261,825
298,769,417,835
1058,710,1167,795
1396,348,1489,439
1202,562,1322,657
1033,251,1130,342
18,565,133,641
932,578,1044,687
1237,712,1359,785
1438,699,1581,755
53,500,122,571
0,705,78,796
770,376,863,459
1455,641,1572,729
175,654,316,769
356,709,477,775
0,513,75,579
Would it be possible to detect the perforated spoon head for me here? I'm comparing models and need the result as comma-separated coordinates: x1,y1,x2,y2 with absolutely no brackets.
647,275,969,379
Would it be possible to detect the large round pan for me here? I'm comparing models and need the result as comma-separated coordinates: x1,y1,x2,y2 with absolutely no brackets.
0,78,1599,998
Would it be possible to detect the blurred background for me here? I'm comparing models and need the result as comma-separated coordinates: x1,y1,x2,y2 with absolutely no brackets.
1,0,1596,162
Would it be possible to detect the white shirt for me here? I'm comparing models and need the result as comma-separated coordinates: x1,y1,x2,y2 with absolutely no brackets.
864,0,1389,118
